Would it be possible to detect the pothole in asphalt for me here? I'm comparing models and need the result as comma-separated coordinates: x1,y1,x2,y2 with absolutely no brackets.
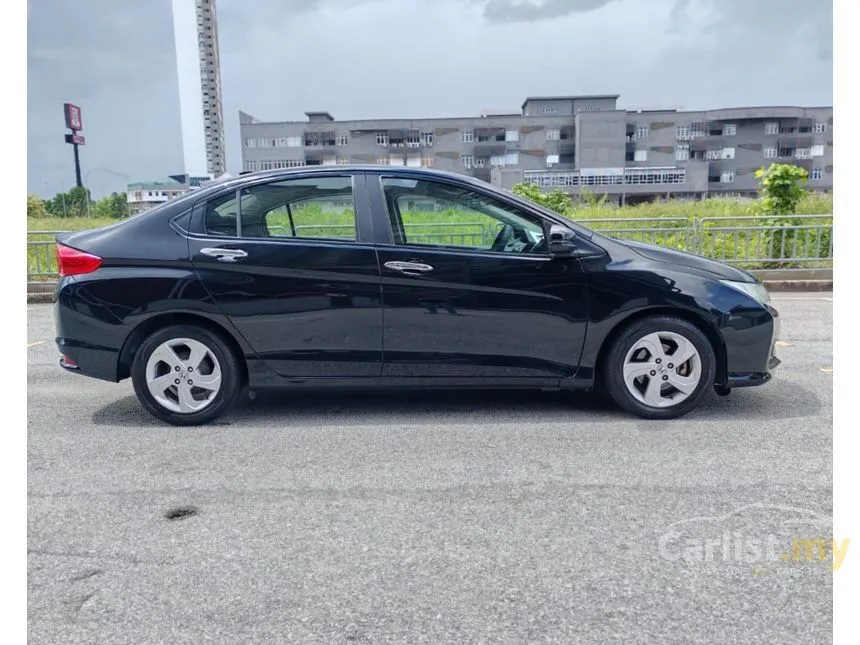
165,506,199,521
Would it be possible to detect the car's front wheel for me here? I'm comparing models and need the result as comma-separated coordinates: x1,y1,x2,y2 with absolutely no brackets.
131,324,242,426
603,316,716,420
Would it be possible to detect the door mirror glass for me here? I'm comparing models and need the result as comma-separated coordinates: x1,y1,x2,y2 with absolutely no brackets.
549,224,576,255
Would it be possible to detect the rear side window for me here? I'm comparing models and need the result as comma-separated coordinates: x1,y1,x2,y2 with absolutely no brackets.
203,176,356,241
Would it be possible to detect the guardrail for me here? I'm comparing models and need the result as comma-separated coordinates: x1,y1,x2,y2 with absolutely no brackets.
28,215,832,280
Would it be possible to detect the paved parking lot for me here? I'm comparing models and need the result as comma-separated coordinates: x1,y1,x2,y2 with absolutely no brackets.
28,295,833,644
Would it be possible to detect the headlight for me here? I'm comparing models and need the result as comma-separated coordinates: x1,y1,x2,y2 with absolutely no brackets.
720,280,771,304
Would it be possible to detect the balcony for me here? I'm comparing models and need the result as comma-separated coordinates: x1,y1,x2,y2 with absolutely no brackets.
524,167,686,188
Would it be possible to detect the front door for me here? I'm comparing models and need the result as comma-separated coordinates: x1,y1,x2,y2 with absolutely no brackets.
188,172,383,378
370,174,589,380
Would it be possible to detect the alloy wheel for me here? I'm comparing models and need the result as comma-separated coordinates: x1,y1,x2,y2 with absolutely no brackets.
622,331,702,408
145,337,223,414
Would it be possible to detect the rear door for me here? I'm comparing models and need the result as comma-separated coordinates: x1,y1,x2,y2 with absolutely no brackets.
187,171,383,378
368,172,589,380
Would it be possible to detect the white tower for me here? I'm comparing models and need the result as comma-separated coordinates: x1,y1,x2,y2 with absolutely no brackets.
172,0,226,178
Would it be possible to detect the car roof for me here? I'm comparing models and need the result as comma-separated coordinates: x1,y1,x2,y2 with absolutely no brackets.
235,164,490,186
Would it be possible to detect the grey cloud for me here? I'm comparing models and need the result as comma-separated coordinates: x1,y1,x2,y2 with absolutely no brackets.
479,0,620,23
670,0,833,62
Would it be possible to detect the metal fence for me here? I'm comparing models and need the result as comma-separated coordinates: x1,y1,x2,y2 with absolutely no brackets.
28,214,833,280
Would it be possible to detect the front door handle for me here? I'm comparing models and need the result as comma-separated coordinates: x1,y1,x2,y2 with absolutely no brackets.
200,248,248,263
384,261,434,273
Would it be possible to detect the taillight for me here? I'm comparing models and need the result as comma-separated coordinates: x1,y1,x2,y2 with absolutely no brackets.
56,244,102,277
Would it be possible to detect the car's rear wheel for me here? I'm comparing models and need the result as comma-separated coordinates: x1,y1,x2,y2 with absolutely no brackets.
131,324,241,426
603,316,716,420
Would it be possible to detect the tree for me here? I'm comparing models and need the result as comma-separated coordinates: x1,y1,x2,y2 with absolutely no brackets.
755,163,810,267
755,163,808,215
511,182,573,215
27,194,48,218
92,192,130,219
45,186,91,218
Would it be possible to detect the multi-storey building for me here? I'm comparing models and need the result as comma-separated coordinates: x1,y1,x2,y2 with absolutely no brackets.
239,95,832,202
126,179,189,215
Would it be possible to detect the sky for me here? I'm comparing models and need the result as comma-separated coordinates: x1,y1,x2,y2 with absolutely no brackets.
27,0,833,198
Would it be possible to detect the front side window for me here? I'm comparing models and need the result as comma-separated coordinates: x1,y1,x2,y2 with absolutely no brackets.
203,175,356,241
380,177,547,255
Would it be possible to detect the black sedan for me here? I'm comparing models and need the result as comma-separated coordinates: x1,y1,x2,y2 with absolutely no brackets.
53,166,780,425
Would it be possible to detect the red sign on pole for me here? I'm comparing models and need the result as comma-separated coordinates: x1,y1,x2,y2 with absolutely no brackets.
64,103,83,131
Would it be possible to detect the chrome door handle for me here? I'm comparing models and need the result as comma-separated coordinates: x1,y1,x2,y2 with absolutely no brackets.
200,248,248,263
384,261,434,273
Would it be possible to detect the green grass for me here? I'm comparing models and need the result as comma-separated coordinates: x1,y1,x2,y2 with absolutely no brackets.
27,193,833,279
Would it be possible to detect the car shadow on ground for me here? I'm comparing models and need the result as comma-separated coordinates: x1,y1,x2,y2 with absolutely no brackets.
91,382,822,428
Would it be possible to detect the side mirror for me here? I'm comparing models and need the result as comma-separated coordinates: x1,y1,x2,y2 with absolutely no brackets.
549,224,576,255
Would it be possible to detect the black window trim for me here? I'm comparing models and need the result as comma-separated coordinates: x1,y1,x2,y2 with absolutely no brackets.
373,172,553,258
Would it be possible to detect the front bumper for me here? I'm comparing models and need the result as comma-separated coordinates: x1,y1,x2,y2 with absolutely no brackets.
721,302,781,389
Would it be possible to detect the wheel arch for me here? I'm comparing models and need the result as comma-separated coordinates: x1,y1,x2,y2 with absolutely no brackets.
117,312,249,384
593,306,727,389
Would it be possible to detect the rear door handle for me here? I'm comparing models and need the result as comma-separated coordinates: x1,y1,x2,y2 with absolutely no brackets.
200,248,248,263
384,261,434,273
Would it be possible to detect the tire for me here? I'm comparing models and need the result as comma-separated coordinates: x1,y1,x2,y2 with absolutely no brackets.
131,324,242,426
602,316,716,420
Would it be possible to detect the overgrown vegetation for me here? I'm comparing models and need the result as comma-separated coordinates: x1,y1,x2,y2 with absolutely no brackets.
26,167,832,278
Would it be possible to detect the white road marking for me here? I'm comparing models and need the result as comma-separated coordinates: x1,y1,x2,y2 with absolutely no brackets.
819,367,833,373
27,341,45,348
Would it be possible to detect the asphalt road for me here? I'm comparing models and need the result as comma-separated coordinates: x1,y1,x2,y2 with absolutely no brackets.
28,295,834,645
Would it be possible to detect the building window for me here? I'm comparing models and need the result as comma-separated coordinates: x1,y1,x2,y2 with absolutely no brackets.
258,138,273,148
546,153,560,167
704,149,720,161
505,152,519,166
274,137,289,147
505,129,519,142
763,147,778,159
634,150,648,162
764,122,779,135
811,144,825,157
778,147,794,158
813,122,828,133
721,147,735,159
811,168,824,181
541,105,558,114
796,148,812,159
406,130,421,147
722,124,737,136
675,145,690,161
545,129,561,141
490,154,506,167
336,134,349,146
421,156,434,167
474,158,486,168
721,171,735,183
461,130,474,143
287,136,302,147
243,138,256,148
376,132,389,146
461,154,474,168
636,126,649,140
420,131,434,146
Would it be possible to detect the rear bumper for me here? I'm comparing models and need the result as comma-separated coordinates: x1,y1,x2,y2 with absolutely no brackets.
54,282,123,382
55,337,121,382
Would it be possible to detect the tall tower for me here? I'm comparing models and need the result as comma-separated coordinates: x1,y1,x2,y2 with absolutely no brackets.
195,0,226,176
172,0,226,178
